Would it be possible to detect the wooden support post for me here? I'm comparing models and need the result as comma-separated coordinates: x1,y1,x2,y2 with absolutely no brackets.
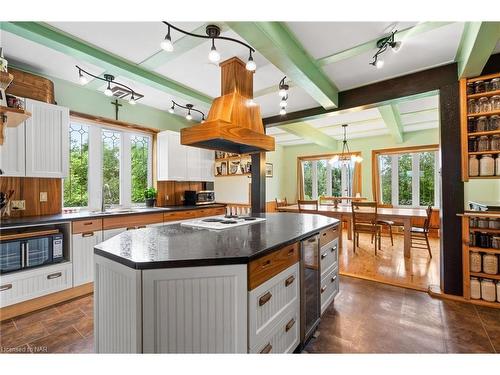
251,152,266,213
0,114,5,145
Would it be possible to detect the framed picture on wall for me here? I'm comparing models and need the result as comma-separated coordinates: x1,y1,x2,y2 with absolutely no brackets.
265,163,273,177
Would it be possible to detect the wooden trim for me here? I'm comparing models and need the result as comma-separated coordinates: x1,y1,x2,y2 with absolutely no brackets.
428,284,500,309
466,72,500,83
70,111,159,134
341,273,428,292
72,219,103,235
0,229,59,241
0,283,93,321
462,216,470,299
371,144,439,204
297,151,361,162
103,212,163,230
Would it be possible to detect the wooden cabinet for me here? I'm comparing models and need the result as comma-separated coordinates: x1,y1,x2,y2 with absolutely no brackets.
72,230,102,287
157,130,214,182
0,262,73,308
0,98,69,178
24,99,69,178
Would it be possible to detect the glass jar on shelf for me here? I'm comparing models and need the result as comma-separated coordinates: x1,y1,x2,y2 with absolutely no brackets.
468,99,478,114
489,218,500,229
470,277,481,299
481,279,496,302
476,116,489,132
475,80,486,94
483,253,499,275
470,252,482,272
479,97,492,113
466,82,475,95
469,155,479,176
477,135,491,151
489,115,500,131
492,236,500,249
491,134,500,150
470,217,478,228
467,117,476,132
491,95,500,111
468,138,477,152
478,217,490,229
480,154,495,176
491,78,500,91
496,156,500,176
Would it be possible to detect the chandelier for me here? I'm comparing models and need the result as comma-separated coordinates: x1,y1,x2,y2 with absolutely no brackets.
329,124,363,164
160,23,256,71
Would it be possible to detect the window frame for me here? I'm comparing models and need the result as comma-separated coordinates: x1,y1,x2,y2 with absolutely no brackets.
297,152,362,201
64,116,154,210
372,145,440,208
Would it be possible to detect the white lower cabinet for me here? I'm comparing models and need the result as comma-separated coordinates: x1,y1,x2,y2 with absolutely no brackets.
72,231,102,286
248,262,300,349
320,266,339,315
0,262,72,308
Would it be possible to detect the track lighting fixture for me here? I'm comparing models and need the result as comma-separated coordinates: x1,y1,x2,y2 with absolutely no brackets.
161,22,257,71
278,76,289,116
160,25,174,52
369,30,401,68
169,100,206,123
76,66,143,103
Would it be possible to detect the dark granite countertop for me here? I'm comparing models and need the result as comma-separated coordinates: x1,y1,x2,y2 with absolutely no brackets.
94,213,340,269
0,204,226,229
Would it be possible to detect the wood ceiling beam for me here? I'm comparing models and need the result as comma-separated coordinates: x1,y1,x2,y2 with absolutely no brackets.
317,22,454,67
263,63,456,127
455,22,500,79
279,122,338,149
378,104,404,143
228,22,339,109
2,22,213,106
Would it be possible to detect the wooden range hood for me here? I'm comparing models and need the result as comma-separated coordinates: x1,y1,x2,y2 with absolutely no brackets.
180,57,275,154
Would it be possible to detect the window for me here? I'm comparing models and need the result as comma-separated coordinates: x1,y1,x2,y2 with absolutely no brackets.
63,119,152,209
376,147,439,208
300,154,359,200
64,123,89,207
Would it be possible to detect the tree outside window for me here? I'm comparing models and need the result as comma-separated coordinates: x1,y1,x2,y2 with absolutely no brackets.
64,123,89,207
131,135,150,204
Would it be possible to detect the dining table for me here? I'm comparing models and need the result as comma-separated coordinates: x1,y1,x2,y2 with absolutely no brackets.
277,204,429,258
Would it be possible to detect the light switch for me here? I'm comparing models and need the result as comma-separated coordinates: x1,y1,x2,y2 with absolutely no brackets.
40,192,48,202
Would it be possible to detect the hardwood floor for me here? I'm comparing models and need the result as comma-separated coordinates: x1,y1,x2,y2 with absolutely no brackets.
339,230,440,291
305,276,500,353
1,276,499,353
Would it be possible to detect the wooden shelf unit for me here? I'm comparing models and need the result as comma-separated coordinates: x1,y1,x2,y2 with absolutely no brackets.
214,152,251,177
461,213,500,308
460,72,500,181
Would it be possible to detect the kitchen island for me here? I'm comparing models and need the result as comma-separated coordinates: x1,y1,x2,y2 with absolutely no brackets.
93,213,340,353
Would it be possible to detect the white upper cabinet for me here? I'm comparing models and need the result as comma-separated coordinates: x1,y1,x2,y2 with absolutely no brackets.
157,130,214,182
24,99,69,178
0,120,26,176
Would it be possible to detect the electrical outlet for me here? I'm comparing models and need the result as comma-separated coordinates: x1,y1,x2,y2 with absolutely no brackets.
11,200,26,210
40,192,48,202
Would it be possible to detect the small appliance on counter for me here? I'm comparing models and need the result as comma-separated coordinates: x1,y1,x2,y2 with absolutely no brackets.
0,230,64,274
184,190,215,206
468,201,500,211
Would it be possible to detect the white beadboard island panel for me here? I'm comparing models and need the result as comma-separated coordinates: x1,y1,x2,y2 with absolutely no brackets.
94,255,142,353
142,264,247,353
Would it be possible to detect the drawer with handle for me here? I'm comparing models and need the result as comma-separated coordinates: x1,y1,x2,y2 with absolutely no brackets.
72,219,103,234
0,262,72,308
320,238,338,277
248,242,299,290
320,266,339,315
319,225,339,247
250,302,300,354
248,263,300,348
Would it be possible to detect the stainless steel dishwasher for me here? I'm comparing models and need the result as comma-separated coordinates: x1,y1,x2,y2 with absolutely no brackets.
300,233,320,346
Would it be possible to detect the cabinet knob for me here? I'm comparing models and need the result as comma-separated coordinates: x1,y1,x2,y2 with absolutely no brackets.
260,343,272,354
285,275,295,287
285,318,296,332
259,291,272,306
331,246,337,252
320,286,327,294
321,252,328,259
331,275,337,283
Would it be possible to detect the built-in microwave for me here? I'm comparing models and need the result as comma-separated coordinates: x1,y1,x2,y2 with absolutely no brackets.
0,233,64,274
184,190,216,206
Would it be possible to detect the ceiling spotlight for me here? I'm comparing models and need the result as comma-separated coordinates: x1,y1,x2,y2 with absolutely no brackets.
201,116,206,123
104,82,113,97
280,99,288,107
168,105,175,114
160,26,174,52
78,70,88,85
370,30,400,68
208,39,221,63
129,95,136,105
278,76,289,97
186,113,192,121
391,41,402,53
169,101,205,122
375,59,384,69
279,108,286,116
246,51,256,71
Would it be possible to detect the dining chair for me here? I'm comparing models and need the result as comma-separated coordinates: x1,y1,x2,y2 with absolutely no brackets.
351,201,381,255
376,203,396,246
275,197,288,208
298,200,319,212
410,205,433,258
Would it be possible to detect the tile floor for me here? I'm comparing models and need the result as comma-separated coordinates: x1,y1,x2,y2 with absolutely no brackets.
1,276,499,353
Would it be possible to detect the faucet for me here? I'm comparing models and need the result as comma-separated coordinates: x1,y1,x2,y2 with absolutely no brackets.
102,184,112,212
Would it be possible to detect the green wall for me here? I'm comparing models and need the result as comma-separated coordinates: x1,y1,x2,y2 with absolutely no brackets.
14,67,188,131
278,129,440,203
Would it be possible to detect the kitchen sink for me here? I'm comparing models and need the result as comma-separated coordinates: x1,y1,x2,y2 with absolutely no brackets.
91,208,139,215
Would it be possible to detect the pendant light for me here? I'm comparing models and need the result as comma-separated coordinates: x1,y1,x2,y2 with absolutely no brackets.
78,70,88,85
160,25,174,52
329,124,362,165
208,39,221,63
104,82,113,97
246,50,256,72
278,76,289,116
